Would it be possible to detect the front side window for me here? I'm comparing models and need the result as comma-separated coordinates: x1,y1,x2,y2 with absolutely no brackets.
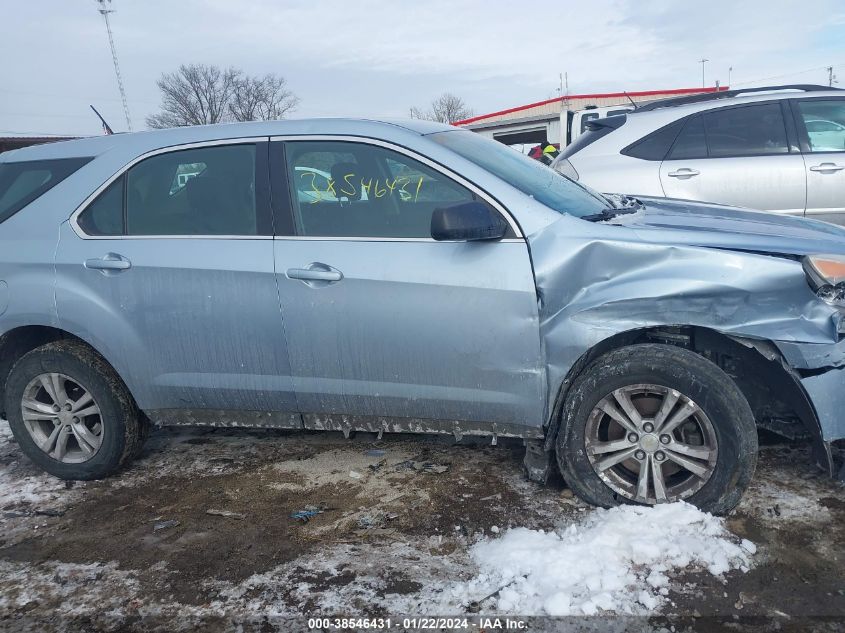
285,141,479,238
703,103,788,157
797,100,845,152
0,157,92,224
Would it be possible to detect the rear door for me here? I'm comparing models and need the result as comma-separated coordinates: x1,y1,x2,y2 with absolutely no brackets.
794,98,845,222
659,102,806,214
270,137,545,433
55,140,298,422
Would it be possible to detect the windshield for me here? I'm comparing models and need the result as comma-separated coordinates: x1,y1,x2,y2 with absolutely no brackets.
429,130,608,218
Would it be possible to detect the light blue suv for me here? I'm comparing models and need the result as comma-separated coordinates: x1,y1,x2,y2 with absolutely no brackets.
2,118,845,513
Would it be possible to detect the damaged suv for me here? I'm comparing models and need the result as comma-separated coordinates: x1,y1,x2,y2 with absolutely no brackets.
1,119,843,514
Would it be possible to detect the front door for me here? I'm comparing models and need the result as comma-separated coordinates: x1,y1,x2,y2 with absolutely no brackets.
55,140,298,421
660,102,806,215
271,138,545,432
795,98,845,222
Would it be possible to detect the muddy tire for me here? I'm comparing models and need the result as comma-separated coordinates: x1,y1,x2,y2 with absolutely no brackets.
4,339,146,480
557,344,757,515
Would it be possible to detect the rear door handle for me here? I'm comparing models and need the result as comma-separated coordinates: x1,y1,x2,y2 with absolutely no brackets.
286,263,343,286
84,253,131,273
667,168,700,179
809,162,845,173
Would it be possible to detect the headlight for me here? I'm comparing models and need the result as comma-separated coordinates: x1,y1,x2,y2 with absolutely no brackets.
803,254,845,305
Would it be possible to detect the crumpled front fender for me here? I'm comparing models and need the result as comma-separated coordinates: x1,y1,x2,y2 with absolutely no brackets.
529,225,845,463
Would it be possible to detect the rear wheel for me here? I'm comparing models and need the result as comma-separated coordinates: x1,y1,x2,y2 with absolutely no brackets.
557,344,757,514
5,340,146,480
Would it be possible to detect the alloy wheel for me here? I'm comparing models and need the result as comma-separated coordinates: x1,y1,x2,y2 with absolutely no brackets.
20,372,104,464
584,383,718,504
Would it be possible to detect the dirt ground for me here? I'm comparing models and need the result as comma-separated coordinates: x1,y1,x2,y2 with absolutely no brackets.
0,423,842,633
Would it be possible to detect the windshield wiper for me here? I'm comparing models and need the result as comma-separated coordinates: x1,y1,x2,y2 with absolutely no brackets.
602,193,644,210
582,206,639,222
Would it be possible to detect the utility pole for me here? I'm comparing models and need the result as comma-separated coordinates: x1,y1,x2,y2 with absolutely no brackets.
828,66,838,87
95,0,132,131
564,72,569,109
728,66,733,88
699,59,709,88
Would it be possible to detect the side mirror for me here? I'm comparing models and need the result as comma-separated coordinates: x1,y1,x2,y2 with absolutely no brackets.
430,201,509,241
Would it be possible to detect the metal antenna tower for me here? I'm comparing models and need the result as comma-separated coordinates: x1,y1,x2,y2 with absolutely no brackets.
95,0,132,131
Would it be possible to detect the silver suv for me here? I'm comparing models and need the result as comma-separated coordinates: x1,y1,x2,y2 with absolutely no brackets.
3,118,845,514
553,85,845,224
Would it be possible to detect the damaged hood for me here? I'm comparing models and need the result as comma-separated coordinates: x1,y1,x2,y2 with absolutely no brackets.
607,196,845,257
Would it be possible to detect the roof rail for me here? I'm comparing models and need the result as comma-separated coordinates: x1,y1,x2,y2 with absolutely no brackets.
635,84,841,113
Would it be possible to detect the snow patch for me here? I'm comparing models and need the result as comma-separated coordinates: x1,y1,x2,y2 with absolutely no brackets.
0,422,80,510
449,501,753,616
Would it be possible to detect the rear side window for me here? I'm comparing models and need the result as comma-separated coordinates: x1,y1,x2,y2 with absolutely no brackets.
622,118,686,160
77,176,124,236
0,157,92,224
668,116,707,159
76,144,261,236
704,103,788,157
127,145,257,236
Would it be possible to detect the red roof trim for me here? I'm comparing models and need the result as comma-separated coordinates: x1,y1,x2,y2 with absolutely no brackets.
453,86,728,126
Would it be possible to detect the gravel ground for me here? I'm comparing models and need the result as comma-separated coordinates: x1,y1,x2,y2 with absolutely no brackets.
0,422,842,632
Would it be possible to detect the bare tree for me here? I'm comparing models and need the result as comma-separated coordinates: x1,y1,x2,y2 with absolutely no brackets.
147,64,241,129
410,93,473,124
228,74,300,122
147,64,299,129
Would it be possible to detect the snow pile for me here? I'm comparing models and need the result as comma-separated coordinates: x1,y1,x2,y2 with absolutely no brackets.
451,501,754,616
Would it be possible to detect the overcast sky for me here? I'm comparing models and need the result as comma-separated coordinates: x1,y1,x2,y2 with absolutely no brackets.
2,0,844,136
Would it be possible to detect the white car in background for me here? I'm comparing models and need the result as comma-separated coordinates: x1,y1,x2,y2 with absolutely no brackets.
552,85,845,225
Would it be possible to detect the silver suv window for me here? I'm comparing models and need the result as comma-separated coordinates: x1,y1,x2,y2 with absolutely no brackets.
797,100,845,152
77,144,258,236
660,103,790,161
704,103,788,157
285,141,478,238
0,157,92,224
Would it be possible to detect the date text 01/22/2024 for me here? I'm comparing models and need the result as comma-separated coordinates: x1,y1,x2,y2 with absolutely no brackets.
306,617,529,629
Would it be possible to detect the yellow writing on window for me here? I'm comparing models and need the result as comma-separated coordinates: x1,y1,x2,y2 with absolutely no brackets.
299,171,424,203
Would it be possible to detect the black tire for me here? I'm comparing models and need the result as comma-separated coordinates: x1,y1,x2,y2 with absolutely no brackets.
556,344,757,515
4,339,146,480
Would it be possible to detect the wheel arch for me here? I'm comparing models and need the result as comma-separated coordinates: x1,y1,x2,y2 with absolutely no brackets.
0,325,136,419
544,324,829,472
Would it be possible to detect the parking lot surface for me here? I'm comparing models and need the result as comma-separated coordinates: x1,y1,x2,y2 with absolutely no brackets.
0,424,842,632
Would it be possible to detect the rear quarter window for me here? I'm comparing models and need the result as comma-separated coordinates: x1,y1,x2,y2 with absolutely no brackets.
621,118,686,161
0,157,92,224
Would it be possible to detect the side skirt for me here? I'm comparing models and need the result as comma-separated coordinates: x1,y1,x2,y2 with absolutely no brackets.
144,409,544,443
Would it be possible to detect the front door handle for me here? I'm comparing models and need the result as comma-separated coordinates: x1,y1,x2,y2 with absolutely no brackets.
286,262,343,286
667,168,700,179
809,162,845,173
84,253,131,273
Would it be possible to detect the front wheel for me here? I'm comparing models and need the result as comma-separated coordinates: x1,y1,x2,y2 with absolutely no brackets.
557,344,757,515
